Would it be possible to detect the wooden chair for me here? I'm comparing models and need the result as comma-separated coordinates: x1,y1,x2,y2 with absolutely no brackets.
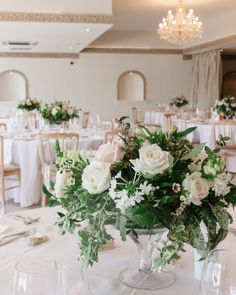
131,107,147,125
103,129,122,144
82,112,90,129
38,132,80,206
0,136,20,214
164,112,178,131
0,123,7,131
180,108,196,120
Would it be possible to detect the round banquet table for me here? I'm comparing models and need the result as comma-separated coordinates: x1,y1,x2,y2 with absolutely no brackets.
0,207,236,295
3,131,103,207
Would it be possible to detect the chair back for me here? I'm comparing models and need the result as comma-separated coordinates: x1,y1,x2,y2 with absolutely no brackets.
39,132,80,165
82,112,90,129
131,107,146,125
103,129,122,144
0,136,3,173
0,123,7,131
164,112,177,131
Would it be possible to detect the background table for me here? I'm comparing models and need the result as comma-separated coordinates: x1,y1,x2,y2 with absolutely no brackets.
0,207,235,294
3,130,103,207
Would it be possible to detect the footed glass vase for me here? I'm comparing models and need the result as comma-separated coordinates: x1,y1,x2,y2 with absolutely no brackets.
119,228,175,290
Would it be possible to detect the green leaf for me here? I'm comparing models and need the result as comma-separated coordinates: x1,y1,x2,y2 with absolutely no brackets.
181,143,205,160
126,206,157,228
42,184,54,198
115,215,127,241
176,127,196,139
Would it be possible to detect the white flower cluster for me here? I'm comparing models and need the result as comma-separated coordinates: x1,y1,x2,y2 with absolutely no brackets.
213,172,232,197
109,176,155,212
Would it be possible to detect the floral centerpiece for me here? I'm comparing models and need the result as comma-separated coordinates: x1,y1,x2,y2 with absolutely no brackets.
169,95,188,108
17,97,41,111
39,100,80,124
213,96,236,119
44,118,236,288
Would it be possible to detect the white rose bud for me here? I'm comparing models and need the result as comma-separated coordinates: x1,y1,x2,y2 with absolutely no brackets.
130,143,170,176
82,160,111,194
54,171,72,198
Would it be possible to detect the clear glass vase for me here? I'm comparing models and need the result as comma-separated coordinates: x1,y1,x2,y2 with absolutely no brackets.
119,228,175,290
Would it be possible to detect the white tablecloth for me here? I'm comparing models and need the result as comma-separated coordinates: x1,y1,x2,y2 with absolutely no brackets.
0,207,235,295
4,131,103,207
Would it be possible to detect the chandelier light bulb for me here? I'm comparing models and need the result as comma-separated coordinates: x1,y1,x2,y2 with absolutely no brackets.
158,0,203,44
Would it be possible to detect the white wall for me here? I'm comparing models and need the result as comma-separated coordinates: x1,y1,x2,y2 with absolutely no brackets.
0,53,192,120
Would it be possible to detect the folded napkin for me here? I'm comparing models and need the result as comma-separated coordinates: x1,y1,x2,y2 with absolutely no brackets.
0,224,10,234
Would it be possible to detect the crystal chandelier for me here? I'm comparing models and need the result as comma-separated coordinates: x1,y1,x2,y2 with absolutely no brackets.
158,0,203,44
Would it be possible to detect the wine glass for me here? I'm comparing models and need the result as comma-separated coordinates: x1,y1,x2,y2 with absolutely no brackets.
200,249,236,295
12,257,58,295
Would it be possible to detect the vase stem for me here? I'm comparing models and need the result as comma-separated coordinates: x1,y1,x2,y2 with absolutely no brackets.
120,228,175,290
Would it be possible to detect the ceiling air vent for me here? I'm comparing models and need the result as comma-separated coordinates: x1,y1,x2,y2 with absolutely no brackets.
2,41,38,49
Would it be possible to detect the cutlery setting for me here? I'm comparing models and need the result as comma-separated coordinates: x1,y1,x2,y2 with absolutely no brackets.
0,227,36,246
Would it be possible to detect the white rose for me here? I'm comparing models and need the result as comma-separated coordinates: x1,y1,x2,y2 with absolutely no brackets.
130,143,170,176
54,171,72,198
26,98,31,106
82,160,111,194
51,107,58,116
68,107,74,116
182,172,210,205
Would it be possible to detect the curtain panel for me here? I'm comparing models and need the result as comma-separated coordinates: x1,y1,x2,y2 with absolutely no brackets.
190,49,222,110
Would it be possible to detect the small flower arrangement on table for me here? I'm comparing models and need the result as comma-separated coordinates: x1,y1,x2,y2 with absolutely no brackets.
17,97,41,111
213,96,236,119
39,100,80,124
43,118,236,270
170,95,188,108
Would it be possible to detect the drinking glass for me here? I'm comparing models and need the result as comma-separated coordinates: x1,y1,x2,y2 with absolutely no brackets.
59,262,91,295
200,249,236,295
12,257,58,295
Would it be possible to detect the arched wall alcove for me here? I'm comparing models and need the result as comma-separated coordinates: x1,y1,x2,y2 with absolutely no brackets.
0,70,28,101
117,70,146,102
222,71,236,97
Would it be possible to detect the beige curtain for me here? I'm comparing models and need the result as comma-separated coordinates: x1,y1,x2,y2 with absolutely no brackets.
190,49,222,110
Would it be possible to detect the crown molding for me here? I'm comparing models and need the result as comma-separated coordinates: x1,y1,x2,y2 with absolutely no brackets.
0,11,114,24
83,47,183,54
183,34,236,54
0,52,79,59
